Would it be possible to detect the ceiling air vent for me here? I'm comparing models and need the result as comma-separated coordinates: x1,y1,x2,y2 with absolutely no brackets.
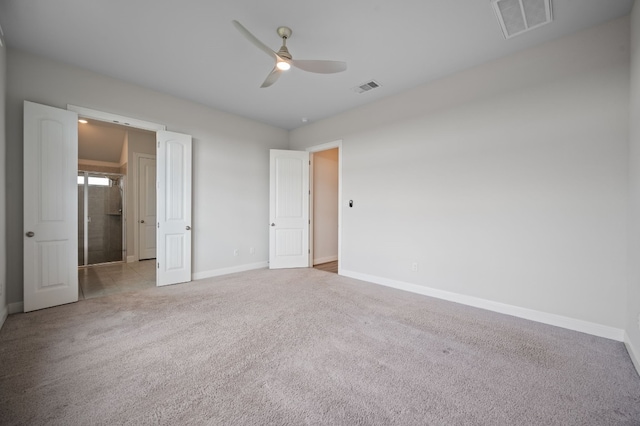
491,0,552,39
354,80,381,94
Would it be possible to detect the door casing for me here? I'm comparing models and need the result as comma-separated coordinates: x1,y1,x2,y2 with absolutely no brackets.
267,141,343,272
70,107,193,288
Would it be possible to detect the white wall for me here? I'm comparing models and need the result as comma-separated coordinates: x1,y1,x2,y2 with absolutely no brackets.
0,31,7,326
5,49,289,305
291,18,630,334
313,148,339,264
626,2,640,371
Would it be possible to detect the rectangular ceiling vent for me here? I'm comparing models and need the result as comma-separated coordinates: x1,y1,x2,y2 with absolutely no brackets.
354,80,381,94
491,0,552,39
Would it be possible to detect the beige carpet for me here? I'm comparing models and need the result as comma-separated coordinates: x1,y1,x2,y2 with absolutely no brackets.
1,268,639,425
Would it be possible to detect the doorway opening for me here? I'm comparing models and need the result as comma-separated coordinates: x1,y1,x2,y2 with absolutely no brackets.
76,117,157,299
24,101,192,311
308,141,341,274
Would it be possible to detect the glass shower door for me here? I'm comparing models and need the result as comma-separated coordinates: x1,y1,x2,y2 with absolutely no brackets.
78,172,125,266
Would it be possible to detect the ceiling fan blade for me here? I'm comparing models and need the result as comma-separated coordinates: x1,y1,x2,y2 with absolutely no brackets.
260,67,282,88
232,20,278,60
291,60,347,74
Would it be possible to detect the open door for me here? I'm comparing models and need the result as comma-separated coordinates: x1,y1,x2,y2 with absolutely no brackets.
23,103,191,308
138,155,157,260
269,149,310,269
156,130,192,286
23,101,78,312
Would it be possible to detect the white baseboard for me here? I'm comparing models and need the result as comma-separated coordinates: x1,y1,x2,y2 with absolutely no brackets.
340,269,625,342
0,305,7,330
8,302,24,315
127,256,137,263
624,333,640,376
313,255,338,265
192,262,268,281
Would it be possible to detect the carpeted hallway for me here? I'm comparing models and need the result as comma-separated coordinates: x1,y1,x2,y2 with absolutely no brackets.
0,268,639,425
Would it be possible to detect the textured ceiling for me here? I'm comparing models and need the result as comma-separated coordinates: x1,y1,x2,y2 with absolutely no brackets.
0,0,634,130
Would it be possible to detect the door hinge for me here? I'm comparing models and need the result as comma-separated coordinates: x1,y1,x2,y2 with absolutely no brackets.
308,249,311,254
157,262,159,269
157,141,160,148
309,219,311,224
157,222,159,228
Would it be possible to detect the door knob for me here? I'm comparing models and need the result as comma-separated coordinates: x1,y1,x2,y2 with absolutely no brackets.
25,231,35,238
270,223,275,227
186,226,191,231
140,220,145,223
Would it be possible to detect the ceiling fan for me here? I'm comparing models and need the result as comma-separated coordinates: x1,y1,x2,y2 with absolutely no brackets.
232,20,347,88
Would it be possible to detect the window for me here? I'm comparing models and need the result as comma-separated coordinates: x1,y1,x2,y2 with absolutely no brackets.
77,176,111,186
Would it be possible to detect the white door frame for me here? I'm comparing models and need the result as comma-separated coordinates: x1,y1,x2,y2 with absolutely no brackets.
67,105,197,284
67,105,166,132
306,140,342,274
133,152,157,261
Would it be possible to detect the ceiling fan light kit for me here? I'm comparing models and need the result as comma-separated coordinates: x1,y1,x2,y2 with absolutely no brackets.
232,20,347,88
276,61,291,71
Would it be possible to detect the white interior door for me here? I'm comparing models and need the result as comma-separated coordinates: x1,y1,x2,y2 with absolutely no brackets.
157,131,192,286
138,155,156,260
269,149,310,269
23,101,78,312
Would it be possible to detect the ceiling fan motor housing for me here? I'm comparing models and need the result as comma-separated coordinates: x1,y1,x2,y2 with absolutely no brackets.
277,46,292,60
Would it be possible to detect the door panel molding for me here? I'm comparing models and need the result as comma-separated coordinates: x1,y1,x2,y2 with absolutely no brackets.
137,154,157,260
269,149,310,269
157,131,192,286
24,101,78,312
